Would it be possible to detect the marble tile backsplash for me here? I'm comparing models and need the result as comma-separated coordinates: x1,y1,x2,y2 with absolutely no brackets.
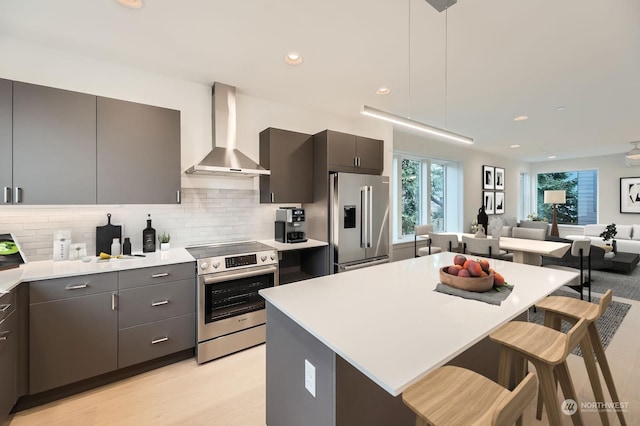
0,188,287,261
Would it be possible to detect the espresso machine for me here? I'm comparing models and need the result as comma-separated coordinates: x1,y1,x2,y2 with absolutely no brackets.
275,208,307,243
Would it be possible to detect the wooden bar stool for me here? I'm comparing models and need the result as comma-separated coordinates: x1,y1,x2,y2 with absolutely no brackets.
535,290,626,425
490,318,589,426
402,365,537,425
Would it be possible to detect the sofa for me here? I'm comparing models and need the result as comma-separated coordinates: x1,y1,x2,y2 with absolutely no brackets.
565,224,640,255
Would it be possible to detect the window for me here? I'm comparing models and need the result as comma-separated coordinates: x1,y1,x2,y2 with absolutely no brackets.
536,170,598,225
393,153,461,241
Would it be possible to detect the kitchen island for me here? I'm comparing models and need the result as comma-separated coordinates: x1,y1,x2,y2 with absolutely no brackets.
260,252,579,426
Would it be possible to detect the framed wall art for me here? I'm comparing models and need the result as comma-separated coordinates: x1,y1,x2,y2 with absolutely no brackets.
495,192,505,214
483,191,495,214
495,167,505,190
483,165,495,190
620,177,640,213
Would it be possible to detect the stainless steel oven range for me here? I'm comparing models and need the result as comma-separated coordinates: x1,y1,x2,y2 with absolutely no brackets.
186,241,278,364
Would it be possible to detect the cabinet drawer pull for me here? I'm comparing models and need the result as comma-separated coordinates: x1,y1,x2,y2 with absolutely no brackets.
0,304,11,313
112,293,118,311
151,337,169,345
3,187,10,203
176,190,181,204
151,272,169,278
65,283,88,290
14,187,22,203
0,330,10,341
151,300,169,307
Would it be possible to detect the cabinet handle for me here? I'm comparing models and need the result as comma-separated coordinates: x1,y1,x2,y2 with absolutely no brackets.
151,337,169,345
14,187,22,203
354,157,358,167
270,192,274,203
0,330,10,341
151,300,169,307
0,304,10,313
3,187,10,203
112,293,118,311
65,283,88,290
176,190,181,204
151,272,169,278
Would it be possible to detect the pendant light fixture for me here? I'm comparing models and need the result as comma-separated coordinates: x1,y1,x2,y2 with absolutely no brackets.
361,0,473,145
625,141,640,160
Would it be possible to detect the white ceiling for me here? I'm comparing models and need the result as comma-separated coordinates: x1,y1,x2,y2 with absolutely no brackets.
0,0,638,162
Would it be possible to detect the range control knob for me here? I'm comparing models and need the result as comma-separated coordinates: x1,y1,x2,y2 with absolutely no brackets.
200,262,209,270
261,255,267,262
270,254,276,260
212,262,220,269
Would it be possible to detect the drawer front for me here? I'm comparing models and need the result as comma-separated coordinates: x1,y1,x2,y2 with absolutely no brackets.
0,290,15,322
0,310,18,419
30,272,117,303
118,313,195,368
118,262,195,289
118,279,196,328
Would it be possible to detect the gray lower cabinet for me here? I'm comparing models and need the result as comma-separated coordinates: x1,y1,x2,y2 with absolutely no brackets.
29,273,118,394
0,78,12,204
97,97,181,204
259,128,314,203
0,291,18,421
117,262,196,368
12,82,97,204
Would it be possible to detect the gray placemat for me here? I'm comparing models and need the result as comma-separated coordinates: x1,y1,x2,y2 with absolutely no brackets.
434,283,514,305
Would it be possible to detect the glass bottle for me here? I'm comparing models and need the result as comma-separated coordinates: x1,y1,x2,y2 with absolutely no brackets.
122,237,132,255
142,214,156,253
111,238,121,256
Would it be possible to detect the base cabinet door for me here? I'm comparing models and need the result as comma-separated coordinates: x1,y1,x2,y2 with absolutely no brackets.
0,310,17,422
29,293,117,394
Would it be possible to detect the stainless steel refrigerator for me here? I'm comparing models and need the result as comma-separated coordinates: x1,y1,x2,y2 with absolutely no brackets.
329,172,389,272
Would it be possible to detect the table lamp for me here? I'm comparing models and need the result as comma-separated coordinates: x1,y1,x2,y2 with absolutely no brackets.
544,190,566,237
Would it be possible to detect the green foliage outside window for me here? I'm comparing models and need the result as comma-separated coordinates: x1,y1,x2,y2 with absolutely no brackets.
536,172,578,224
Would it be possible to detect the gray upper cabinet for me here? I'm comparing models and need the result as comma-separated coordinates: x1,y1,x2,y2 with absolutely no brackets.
12,82,97,204
315,130,383,175
259,128,314,203
0,79,12,204
97,97,181,204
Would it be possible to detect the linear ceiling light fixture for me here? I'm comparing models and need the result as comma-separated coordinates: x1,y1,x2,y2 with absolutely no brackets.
361,106,473,144
361,0,472,145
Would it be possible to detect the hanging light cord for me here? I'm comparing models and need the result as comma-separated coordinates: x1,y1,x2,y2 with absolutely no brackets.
408,0,412,119
444,6,448,129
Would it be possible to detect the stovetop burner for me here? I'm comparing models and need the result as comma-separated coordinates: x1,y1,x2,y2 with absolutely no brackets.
186,241,275,259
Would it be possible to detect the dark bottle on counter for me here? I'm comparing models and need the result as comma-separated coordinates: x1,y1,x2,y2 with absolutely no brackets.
142,214,156,253
122,237,132,256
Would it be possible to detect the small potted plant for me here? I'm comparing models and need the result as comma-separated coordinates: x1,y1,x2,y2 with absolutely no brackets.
158,232,171,251
599,223,617,253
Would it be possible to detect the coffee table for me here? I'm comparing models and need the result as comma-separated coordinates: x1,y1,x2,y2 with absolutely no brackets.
605,252,640,273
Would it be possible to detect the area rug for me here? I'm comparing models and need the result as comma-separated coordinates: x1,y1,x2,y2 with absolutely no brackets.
588,267,640,302
528,290,631,357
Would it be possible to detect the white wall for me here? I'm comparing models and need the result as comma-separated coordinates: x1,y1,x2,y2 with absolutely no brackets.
0,35,394,260
393,129,530,232
530,154,636,225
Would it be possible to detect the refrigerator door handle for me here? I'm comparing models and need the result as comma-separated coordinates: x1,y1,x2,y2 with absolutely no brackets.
360,186,368,248
368,186,373,248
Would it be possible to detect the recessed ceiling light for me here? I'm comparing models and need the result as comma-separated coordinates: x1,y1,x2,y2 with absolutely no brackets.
116,0,143,9
376,87,390,95
284,53,303,65
556,106,566,111
548,155,556,159
513,115,528,122
510,144,520,148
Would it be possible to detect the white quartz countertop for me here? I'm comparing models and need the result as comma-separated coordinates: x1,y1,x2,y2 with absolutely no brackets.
260,252,579,396
260,238,328,251
0,248,195,294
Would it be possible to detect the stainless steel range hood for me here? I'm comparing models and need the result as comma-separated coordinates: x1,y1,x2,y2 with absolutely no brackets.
185,82,270,177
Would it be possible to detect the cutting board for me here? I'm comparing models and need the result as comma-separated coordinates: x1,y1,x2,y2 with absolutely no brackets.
96,213,122,256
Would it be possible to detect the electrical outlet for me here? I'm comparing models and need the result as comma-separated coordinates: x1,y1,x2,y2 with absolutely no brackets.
305,359,316,397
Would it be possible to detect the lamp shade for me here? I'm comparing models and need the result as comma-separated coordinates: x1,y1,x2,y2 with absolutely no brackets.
544,190,566,204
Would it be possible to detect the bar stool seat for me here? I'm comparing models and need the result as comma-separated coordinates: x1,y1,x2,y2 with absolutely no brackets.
535,290,626,426
402,365,537,426
490,318,589,426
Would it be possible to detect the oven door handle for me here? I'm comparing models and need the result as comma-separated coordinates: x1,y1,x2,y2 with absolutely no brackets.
202,265,278,285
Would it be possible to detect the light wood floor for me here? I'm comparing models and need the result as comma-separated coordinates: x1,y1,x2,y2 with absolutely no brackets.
4,290,639,426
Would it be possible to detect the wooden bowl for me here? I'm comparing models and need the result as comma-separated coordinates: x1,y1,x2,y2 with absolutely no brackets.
439,267,494,292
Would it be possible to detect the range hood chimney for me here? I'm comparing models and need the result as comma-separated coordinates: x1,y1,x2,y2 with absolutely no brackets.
185,82,270,177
